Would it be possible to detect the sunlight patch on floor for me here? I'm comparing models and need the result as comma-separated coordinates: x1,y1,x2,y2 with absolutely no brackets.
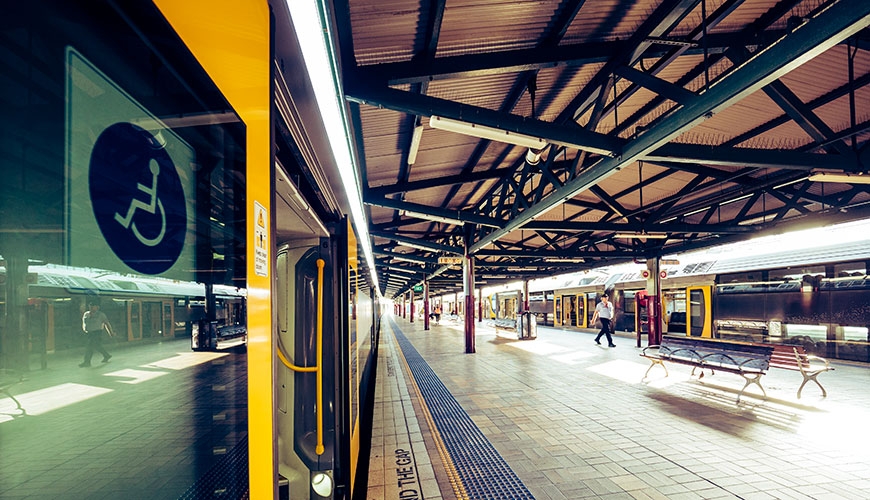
104,368,169,384
550,350,597,365
0,383,112,420
143,351,228,370
507,340,570,355
587,359,669,384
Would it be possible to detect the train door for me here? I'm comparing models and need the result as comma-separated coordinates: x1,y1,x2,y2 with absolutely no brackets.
586,292,598,327
622,291,637,332
130,301,142,340
142,301,163,337
554,296,562,326
576,295,586,327
163,302,173,339
687,286,712,337
662,290,687,334
276,241,337,499
564,295,577,326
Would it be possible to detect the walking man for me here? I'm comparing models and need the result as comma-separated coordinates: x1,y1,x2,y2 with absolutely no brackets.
591,294,616,347
80,299,114,367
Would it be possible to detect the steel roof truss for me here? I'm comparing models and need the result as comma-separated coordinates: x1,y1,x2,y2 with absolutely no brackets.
469,1,870,254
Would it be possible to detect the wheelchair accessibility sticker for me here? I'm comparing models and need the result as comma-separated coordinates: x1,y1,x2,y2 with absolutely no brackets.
66,47,195,279
89,123,187,274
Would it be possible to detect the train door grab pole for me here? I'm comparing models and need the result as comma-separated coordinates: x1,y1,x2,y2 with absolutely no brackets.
275,258,326,456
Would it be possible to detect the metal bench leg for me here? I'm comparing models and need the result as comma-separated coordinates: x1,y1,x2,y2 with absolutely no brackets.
644,359,668,379
738,373,766,403
797,373,827,399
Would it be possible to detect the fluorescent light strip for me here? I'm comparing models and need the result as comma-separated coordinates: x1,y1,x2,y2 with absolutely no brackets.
808,171,870,184
614,233,669,239
408,125,423,165
397,241,437,252
430,116,548,150
400,209,462,226
288,1,380,294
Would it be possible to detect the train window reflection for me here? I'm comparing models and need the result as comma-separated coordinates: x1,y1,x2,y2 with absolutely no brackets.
784,324,828,340
2,1,248,498
840,326,869,342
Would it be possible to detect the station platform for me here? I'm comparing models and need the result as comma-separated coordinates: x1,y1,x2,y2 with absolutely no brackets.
368,314,870,499
0,337,248,500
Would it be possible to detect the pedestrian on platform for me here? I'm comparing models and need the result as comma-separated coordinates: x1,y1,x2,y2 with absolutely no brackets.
80,299,114,367
592,294,616,347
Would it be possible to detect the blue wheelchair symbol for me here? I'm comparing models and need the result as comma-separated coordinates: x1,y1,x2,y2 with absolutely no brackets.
89,122,187,274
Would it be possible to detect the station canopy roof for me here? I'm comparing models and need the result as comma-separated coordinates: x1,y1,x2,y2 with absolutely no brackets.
329,0,870,298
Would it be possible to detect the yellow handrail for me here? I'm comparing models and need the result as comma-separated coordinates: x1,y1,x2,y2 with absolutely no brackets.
274,258,326,456
315,258,325,455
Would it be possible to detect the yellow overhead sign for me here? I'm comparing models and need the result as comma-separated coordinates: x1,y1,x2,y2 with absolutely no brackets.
438,256,464,265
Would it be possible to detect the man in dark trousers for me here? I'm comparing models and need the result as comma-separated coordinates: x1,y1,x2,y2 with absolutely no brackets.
591,294,616,347
80,299,114,367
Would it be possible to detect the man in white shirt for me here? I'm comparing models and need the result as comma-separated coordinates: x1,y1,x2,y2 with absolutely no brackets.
591,295,616,347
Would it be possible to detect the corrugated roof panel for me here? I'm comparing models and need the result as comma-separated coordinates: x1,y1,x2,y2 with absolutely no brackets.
435,0,559,57
707,0,791,33
674,89,786,146
351,0,423,65
561,0,662,44
427,72,528,111
534,64,607,123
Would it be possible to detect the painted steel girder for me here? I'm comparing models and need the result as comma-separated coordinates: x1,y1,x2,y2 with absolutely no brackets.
468,1,870,255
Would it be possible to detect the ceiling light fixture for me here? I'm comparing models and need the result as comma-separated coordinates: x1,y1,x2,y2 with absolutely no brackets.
390,255,426,265
288,0,380,293
429,115,548,150
400,209,463,226
544,257,585,263
614,232,669,239
396,241,438,252
407,124,423,165
808,171,870,184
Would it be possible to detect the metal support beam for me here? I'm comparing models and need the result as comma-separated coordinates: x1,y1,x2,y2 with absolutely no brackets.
468,1,870,254
344,84,622,156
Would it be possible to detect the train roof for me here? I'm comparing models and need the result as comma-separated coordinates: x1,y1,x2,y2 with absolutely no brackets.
26,264,246,298
530,231,870,290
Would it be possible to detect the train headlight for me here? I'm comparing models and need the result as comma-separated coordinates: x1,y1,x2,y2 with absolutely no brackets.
311,471,333,497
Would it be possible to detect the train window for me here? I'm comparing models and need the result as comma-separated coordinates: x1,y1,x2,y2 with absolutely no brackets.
2,2,247,498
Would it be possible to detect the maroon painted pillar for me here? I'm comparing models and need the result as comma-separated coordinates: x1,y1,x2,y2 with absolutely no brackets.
410,289,415,323
477,287,483,323
463,255,476,353
523,280,530,312
423,280,430,330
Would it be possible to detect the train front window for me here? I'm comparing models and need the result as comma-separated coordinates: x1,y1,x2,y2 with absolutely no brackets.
1,2,247,498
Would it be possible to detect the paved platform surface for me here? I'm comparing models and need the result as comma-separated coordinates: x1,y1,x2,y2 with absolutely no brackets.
0,338,247,500
369,313,870,499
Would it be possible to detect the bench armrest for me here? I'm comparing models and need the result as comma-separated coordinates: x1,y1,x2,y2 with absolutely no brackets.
641,345,661,355
802,354,833,371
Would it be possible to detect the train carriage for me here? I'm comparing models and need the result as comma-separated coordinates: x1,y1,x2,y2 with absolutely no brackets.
544,232,870,363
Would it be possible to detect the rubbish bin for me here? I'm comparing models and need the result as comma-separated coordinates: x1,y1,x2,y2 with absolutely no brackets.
518,312,537,340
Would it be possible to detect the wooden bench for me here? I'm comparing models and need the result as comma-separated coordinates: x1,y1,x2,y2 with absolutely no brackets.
766,344,834,399
641,336,774,402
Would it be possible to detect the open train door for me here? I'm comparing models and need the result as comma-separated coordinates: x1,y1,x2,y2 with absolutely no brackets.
686,286,713,338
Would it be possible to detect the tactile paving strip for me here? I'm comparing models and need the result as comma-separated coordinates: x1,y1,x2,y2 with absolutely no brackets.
178,435,249,500
391,321,535,500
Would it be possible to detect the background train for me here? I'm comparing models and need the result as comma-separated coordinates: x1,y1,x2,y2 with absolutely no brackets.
0,263,247,369
537,230,870,363
474,224,870,364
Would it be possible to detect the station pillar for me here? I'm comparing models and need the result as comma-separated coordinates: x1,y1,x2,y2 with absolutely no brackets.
423,281,430,330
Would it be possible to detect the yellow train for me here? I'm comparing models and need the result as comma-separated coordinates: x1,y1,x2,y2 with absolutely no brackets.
2,1,379,499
